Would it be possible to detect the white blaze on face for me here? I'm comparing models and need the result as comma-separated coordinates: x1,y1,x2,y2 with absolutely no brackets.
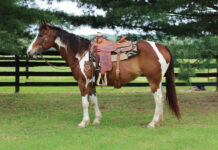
27,32,39,55
146,41,169,77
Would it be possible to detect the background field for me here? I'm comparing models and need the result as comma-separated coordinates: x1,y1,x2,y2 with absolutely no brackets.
0,87,217,150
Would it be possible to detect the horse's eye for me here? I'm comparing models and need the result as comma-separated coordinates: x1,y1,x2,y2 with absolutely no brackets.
39,34,43,38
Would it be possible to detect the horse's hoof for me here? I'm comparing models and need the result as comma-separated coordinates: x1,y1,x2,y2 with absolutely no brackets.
78,120,89,128
92,119,100,125
92,116,102,125
147,122,155,129
78,124,85,128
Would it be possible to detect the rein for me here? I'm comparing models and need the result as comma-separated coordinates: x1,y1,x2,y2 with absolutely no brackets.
39,53,68,70
39,51,89,71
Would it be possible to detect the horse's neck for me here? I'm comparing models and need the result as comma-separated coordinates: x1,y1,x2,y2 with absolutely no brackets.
54,45,68,62
53,43,82,78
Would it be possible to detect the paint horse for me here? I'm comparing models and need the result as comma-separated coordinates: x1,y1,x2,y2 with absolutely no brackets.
27,22,180,128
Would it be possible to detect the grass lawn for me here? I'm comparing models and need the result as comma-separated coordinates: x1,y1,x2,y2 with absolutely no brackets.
0,88,217,150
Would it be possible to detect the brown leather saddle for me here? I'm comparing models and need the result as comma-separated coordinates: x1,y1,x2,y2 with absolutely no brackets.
90,33,133,88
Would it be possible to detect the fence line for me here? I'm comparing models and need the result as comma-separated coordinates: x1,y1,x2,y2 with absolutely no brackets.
0,53,217,93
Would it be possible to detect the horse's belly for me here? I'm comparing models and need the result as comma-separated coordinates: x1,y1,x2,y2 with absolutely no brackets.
107,57,141,85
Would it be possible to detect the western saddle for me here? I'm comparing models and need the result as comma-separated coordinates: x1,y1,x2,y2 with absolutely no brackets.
90,33,134,88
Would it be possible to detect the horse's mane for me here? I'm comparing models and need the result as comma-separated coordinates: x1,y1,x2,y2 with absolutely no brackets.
40,24,90,55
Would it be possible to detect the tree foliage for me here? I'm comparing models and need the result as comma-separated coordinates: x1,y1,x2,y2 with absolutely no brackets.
1,0,217,55
74,0,218,37
0,0,69,55
164,36,218,82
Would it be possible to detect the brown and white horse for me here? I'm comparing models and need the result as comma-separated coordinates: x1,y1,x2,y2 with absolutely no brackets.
27,22,180,128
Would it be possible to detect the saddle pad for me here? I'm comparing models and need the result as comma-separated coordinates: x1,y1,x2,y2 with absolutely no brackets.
111,41,138,62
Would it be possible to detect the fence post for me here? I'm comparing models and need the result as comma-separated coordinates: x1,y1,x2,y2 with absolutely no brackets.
26,55,29,79
216,58,218,92
15,55,20,93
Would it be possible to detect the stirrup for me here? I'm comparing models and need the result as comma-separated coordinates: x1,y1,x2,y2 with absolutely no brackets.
97,72,107,87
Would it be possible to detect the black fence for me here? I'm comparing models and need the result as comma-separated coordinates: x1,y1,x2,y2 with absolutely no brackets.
0,51,217,93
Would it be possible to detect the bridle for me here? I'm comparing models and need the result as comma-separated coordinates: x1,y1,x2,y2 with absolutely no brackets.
34,30,92,73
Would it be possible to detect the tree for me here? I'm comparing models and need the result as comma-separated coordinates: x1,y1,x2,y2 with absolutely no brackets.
1,0,217,54
72,0,218,37
0,0,69,55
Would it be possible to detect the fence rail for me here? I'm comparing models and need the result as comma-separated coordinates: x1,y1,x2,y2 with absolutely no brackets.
0,53,217,93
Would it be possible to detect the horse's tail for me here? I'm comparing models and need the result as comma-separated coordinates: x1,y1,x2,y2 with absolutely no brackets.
165,47,181,119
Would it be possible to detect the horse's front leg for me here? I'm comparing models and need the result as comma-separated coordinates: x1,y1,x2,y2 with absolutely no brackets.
90,93,102,125
78,81,90,128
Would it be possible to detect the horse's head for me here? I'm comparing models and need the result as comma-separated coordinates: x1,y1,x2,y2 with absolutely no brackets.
26,21,56,58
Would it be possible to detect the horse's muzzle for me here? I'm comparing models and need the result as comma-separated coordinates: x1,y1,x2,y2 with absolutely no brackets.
27,51,38,58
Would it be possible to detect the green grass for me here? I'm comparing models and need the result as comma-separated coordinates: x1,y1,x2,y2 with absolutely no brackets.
0,89,217,150
0,85,216,93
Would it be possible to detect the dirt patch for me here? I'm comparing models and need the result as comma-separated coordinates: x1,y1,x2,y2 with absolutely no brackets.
138,122,146,126
130,107,147,114
179,88,207,93
179,93,218,111
1,134,17,141
136,108,146,112
100,106,106,110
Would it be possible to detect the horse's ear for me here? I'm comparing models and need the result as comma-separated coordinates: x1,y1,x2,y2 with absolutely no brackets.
44,22,49,29
41,20,45,26
41,20,49,29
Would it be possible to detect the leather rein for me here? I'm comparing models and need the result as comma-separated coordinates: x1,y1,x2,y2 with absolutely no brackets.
39,50,89,71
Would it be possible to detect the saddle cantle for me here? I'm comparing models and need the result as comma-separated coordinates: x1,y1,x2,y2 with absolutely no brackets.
90,33,138,88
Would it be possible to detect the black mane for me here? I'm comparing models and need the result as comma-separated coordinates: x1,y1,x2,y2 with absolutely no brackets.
41,24,91,55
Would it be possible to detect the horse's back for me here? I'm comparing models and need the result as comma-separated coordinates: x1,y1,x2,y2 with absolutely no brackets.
107,40,171,86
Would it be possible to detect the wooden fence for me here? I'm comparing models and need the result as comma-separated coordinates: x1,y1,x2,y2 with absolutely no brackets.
0,51,217,93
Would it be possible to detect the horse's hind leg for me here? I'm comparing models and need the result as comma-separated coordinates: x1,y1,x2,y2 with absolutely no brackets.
147,77,164,128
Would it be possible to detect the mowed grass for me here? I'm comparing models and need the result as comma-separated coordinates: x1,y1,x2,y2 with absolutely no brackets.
0,89,217,150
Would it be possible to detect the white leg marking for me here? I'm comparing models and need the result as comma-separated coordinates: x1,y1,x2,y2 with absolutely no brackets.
148,85,164,128
146,41,169,77
146,41,167,128
76,52,91,88
90,94,102,125
54,37,67,52
78,94,90,128
27,32,39,54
